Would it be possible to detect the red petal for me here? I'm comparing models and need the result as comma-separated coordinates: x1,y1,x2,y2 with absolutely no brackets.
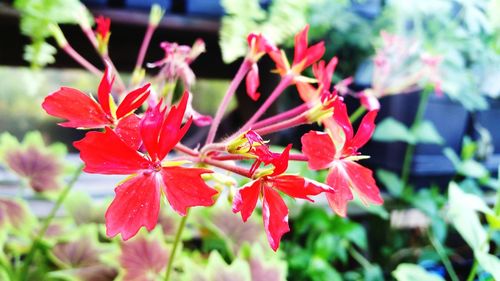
347,110,378,152
158,93,191,160
301,131,335,170
116,83,151,119
97,62,115,117
325,163,353,217
105,173,160,240
246,63,261,101
296,81,317,102
232,180,261,222
140,102,165,160
115,114,142,150
262,187,289,251
293,25,309,66
269,50,288,74
270,144,292,176
332,97,353,140
303,42,325,70
272,174,331,201
74,127,149,174
42,87,110,128
344,161,383,205
160,166,217,216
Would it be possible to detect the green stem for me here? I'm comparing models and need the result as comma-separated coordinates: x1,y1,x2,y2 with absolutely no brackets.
18,164,83,280
466,261,478,281
348,247,372,270
427,230,460,281
349,106,367,123
400,89,432,187
164,210,189,281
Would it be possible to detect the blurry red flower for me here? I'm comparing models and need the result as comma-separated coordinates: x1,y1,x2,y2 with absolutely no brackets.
232,145,332,251
74,93,218,240
245,33,277,101
95,16,111,39
301,99,383,216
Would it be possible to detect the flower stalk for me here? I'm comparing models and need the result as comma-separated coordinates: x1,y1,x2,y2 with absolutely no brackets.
164,211,189,281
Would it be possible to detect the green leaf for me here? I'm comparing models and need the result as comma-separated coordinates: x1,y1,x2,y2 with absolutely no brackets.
448,182,491,252
475,252,500,281
373,118,415,144
376,169,404,197
411,120,443,144
364,265,384,281
392,264,445,281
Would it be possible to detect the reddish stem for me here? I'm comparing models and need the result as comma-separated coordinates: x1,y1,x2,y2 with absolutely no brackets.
203,158,253,178
135,24,156,70
211,154,254,161
230,75,293,139
205,59,252,145
289,153,308,161
174,143,199,157
62,45,101,76
252,102,309,130
255,113,308,136
80,25,126,93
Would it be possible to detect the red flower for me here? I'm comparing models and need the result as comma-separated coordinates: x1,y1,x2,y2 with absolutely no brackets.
301,99,383,217
95,16,111,39
74,93,218,240
296,56,338,103
268,25,325,78
245,33,277,101
42,63,150,148
232,145,332,251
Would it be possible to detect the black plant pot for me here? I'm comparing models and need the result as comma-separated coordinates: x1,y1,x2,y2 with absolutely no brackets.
347,89,470,187
471,97,500,173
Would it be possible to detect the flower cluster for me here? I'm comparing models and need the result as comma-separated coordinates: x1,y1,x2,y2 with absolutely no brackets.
43,21,383,251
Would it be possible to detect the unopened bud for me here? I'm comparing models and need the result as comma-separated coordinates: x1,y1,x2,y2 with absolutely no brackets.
149,4,165,27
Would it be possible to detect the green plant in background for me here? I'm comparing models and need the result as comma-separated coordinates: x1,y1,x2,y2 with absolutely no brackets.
219,0,313,63
13,0,90,69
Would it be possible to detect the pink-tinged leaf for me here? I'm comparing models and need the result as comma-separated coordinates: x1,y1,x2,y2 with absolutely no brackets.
325,163,353,217
262,187,290,251
157,93,191,160
293,25,309,66
105,173,161,240
347,110,378,152
74,128,149,175
97,62,115,116
232,180,261,222
42,87,111,128
115,114,142,150
273,175,331,201
303,42,325,70
301,130,335,170
332,97,353,140
344,161,383,205
140,102,165,160
296,81,317,103
120,236,169,281
246,63,261,101
116,83,151,119
270,144,292,176
160,166,217,216
0,198,30,230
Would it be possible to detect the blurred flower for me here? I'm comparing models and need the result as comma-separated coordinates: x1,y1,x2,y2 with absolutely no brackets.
233,145,332,251
74,93,217,240
245,33,278,101
301,99,383,216
95,16,110,39
148,39,205,88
